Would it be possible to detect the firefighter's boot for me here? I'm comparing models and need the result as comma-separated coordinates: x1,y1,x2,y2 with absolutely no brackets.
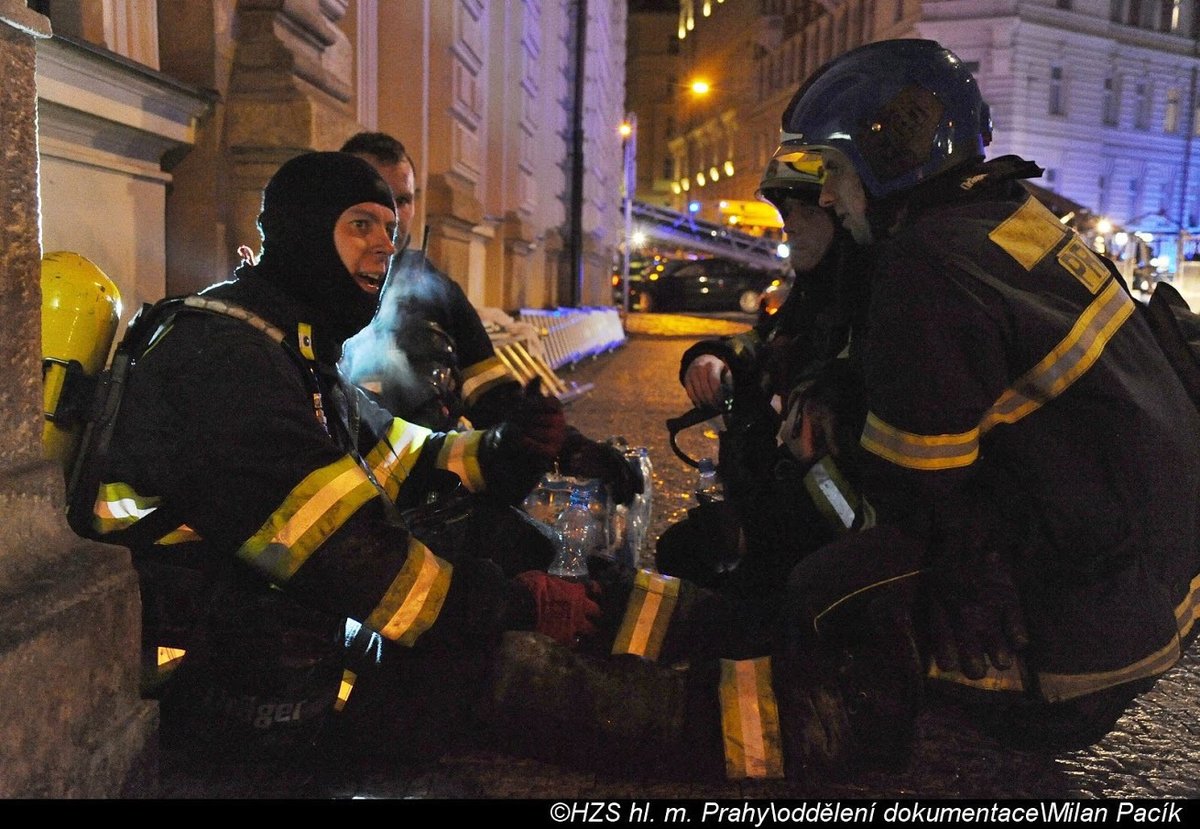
775,587,926,778
481,630,730,780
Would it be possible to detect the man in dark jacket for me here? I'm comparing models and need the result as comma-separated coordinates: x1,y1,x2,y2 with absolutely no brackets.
87,151,602,760
768,38,1200,772
337,132,641,575
657,152,874,649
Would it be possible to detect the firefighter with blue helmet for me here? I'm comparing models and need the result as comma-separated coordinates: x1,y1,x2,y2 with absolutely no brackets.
772,37,1200,762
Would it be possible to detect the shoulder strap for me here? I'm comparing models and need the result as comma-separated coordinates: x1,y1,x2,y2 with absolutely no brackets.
64,296,329,539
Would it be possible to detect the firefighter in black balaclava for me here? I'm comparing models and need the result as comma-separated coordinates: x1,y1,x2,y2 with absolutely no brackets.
84,151,607,760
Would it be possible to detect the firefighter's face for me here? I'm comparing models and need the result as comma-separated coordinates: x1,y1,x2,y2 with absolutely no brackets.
364,158,416,253
818,148,872,245
779,199,835,273
334,202,398,296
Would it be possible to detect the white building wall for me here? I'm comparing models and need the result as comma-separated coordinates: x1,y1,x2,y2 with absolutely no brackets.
920,0,1200,269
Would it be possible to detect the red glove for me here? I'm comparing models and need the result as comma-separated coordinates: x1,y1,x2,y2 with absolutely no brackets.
514,571,601,647
509,377,567,462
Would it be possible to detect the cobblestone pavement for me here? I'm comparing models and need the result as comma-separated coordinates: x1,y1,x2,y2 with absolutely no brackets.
153,313,1200,801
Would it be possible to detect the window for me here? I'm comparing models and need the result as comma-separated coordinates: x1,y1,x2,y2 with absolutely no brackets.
894,0,904,23
1102,77,1120,125
1165,88,1181,133
1049,65,1065,116
1135,82,1152,130
662,156,675,180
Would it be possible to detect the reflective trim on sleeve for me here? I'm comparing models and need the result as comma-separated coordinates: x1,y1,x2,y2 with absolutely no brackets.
365,417,434,500
802,456,861,531
436,430,486,492
610,569,681,661
334,669,357,713
237,455,378,582
365,537,453,646
860,413,980,470
155,525,201,545
92,482,161,534
461,356,517,406
861,278,1134,471
719,657,784,780
980,279,1134,431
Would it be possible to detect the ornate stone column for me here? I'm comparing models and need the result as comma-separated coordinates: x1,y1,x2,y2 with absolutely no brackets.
0,1,156,798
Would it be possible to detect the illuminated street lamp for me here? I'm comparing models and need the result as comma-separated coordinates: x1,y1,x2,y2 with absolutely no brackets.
690,79,710,96
620,113,638,314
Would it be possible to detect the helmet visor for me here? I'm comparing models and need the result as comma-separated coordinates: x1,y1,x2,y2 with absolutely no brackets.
756,144,826,208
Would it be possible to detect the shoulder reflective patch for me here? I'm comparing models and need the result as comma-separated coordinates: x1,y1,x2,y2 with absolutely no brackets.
988,195,1067,271
860,412,980,470
1056,235,1110,295
93,482,161,534
366,537,452,647
719,657,784,780
436,430,485,492
366,417,434,499
981,279,1134,431
238,455,377,582
610,569,681,661
334,669,357,712
461,356,515,404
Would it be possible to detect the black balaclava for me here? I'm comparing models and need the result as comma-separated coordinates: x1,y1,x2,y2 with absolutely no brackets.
251,151,396,344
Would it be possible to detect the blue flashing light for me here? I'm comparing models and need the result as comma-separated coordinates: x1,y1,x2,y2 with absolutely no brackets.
688,201,700,213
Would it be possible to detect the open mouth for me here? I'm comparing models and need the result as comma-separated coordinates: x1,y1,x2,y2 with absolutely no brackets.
353,272,386,294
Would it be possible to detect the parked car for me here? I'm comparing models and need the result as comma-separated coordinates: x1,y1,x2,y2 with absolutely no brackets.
625,257,785,314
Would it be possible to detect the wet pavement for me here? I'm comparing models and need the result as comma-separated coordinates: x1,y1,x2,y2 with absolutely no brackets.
150,312,1200,801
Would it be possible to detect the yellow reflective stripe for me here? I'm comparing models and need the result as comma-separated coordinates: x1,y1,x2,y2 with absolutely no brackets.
862,279,1134,471
988,194,1067,270
237,456,377,582
436,430,486,492
92,482,161,534
802,456,859,530
365,417,434,500
155,525,201,545
1176,572,1200,641
981,279,1134,431
460,356,516,405
860,413,979,471
719,657,784,780
812,570,923,637
927,659,1027,693
366,537,452,646
610,570,680,661
1037,635,1181,703
334,669,357,713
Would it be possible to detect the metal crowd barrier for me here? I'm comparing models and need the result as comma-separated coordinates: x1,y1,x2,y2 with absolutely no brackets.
517,307,627,370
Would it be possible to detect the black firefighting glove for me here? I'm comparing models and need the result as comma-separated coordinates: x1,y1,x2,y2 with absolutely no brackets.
556,429,644,505
921,495,1029,681
480,377,567,504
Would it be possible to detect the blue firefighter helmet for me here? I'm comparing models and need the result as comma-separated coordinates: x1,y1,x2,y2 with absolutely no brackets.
779,39,992,199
